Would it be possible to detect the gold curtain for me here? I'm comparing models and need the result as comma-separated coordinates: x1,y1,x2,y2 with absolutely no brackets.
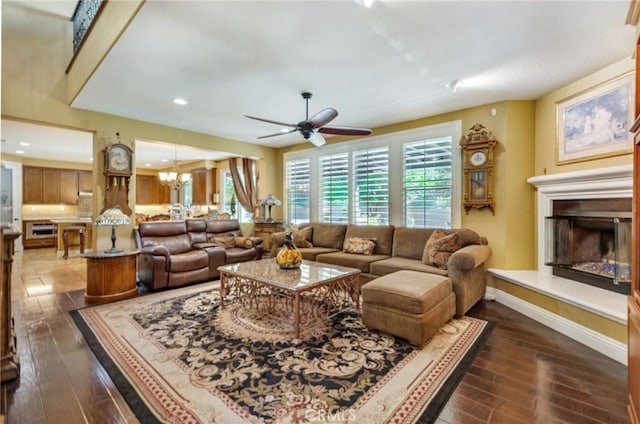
228,157,259,218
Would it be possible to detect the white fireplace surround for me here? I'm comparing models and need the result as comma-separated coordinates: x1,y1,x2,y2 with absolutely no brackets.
528,164,633,273
488,164,631,364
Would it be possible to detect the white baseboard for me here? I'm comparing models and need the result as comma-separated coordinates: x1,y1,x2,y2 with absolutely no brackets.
487,287,627,365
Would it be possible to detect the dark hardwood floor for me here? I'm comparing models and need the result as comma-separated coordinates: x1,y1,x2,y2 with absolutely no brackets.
1,249,628,423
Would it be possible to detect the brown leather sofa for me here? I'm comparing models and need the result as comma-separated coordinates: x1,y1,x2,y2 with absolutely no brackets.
135,219,263,290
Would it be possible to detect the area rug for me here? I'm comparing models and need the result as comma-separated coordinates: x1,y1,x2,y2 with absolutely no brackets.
71,283,493,424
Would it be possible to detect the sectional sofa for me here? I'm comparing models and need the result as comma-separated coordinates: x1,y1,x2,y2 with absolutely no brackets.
269,223,491,316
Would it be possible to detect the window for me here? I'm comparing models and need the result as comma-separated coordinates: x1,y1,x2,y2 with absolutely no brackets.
222,170,252,222
319,153,349,223
285,159,310,225
283,121,461,228
403,137,453,228
352,147,389,225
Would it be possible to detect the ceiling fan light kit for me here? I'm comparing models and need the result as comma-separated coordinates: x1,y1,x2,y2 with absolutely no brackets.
245,92,372,147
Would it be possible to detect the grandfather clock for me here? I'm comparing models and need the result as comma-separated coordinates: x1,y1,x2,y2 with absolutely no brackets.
460,123,497,214
102,137,133,215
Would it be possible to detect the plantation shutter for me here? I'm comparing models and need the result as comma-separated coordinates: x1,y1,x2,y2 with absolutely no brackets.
352,147,389,225
285,158,310,225
403,137,453,228
319,152,349,223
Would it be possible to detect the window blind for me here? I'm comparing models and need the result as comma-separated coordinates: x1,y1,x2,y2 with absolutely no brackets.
352,147,389,225
403,137,453,228
319,152,349,223
285,158,310,225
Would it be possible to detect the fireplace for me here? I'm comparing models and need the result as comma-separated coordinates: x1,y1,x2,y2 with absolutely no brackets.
544,198,631,295
527,164,633,295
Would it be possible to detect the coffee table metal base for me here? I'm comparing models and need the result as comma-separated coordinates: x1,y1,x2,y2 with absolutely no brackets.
220,272,359,340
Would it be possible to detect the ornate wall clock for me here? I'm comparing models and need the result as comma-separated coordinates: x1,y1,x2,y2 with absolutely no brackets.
102,136,133,215
460,123,497,214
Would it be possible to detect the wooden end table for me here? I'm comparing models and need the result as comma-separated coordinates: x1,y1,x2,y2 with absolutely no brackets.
83,250,139,303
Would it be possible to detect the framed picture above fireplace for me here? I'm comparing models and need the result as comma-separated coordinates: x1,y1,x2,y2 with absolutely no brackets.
556,72,634,165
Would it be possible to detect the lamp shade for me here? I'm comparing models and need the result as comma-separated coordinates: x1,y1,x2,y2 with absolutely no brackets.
95,207,132,226
260,194,281,207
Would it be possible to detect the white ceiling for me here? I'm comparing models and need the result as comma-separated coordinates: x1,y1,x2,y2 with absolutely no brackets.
2,0,637,164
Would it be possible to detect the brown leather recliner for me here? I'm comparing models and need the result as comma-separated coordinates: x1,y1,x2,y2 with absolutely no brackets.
135,220,226,290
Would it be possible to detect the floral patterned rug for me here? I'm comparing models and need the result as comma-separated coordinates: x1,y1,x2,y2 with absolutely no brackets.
71,283,492,423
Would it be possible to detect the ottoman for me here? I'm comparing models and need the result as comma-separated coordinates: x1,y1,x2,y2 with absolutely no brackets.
362,270,456,346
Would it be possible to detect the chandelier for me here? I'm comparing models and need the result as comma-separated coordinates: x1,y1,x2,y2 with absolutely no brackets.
159,148,191,190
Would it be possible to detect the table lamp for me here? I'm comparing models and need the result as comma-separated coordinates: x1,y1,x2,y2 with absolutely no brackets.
95,206,131,253
261,194,281,222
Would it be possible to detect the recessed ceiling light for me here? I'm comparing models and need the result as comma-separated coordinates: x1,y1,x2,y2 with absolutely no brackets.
145,163,151,167
173,98,188,106
15,150,24,154
19,142,30,146
161,159,169,162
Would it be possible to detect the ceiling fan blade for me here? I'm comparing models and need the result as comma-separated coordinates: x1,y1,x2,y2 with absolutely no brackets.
308,131,326,147
257,128,298,139
245,115,299,128
307,108,338,128
319,126,372,136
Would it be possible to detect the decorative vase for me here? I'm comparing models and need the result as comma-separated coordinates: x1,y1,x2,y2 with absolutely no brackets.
276,232,302,269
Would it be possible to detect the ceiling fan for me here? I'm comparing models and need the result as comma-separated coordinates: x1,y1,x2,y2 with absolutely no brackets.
245,92,372,147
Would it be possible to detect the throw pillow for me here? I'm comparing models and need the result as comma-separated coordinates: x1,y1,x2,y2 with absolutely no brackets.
210,235,236,249
343,237,376,255
234,236,254,248
422,230,460,269
291,227,313,248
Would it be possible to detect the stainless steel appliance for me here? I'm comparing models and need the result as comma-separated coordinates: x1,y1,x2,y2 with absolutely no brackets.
25,221,57,239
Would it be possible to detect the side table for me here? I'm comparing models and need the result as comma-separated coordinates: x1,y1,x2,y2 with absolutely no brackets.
254,221,284,252
83,250,139,303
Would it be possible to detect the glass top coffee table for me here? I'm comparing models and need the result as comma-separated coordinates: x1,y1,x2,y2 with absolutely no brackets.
218,259,361,340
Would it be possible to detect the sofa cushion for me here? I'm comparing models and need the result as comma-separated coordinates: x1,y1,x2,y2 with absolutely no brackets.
391,227,433,260
344,225,394,255
291,227,313,248
343,237,376,255
169,250,210,272
210,235,236,248
453,228,485,247
315,252,389,273
297,247,339,261
225,247,258,264
422,230,460,269
311,223,347,249
234,236,254,248
369,256,448,277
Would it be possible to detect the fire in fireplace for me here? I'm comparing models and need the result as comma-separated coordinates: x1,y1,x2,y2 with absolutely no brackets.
545,198,631,295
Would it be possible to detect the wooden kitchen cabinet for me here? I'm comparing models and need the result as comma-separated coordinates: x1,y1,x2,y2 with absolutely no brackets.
23,166,44,204
78,170,92,192
59,169,78,204
136,174,170,205
23,166,92,204
42,168,59,204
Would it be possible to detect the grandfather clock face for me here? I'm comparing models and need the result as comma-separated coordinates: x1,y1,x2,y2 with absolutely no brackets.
104,144,133,176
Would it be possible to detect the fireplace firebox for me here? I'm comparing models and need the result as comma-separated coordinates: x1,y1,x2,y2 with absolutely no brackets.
545,198,631,295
